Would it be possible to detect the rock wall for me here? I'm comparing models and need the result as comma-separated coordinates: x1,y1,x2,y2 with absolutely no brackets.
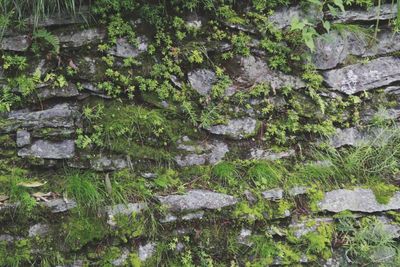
1,1,400,266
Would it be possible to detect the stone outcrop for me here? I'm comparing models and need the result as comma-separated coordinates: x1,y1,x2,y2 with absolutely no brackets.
175,137,229,166
206,117,259,140
58,28,105,47
157,190,237,212
18,140,75,159
318,188,400,213
323,57,400,94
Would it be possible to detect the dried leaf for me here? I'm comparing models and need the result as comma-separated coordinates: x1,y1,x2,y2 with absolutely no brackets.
18,181,47,188
0,195,9,202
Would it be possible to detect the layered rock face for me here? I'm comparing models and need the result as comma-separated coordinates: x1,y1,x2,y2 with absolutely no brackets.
1,2,400,267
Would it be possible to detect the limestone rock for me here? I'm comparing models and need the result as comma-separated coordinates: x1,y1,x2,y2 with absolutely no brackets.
58,28,105,48
329,127,366,148
175,138,229,167
36,83,80,100
289,217,334,238
43,198,77,213
269,5,323,29
262,188,283,201
112,247,130,266
182,211,204,220
225,55,305,91
312,31,347,70
1,35,30,51
206,117,259,140
28,223,50,237
250,148,295,160
332,4,397,23
188,69,217,96
288,186,309,197
106,203,147,226
323,57,400,95
90,156,128,171
108,36,148,58
7,103,80,131
318,188,400,213
138,242,156,261
237,228,253,246
18,140,75,159
157,190,237,212
16,129,31,147
313,30,400,70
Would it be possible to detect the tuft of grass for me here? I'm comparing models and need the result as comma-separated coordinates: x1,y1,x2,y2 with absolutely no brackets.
295,125,400,188
65,171,104,212
212,161,240,187
247,161,286,189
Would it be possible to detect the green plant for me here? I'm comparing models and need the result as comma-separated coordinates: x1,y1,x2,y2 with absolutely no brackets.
31,28,60,54
341,217,399,264
65,171,104,212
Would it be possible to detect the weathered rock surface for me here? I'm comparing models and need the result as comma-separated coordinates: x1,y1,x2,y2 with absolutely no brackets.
312,31,347,70
225,55,305,91
269,5,323,29
323,57,400,94
250,148,295,160
332,4,397,23
90,156,128,171
206,117,259,140
106,202,148,226
18,140,75,159
28,223,50,237
157,190,237,212
36,83,80,100
138,242,156,261
112,247,130,266
108,36,148,58
58,28,105,47
262,188,283,201
313,30,400,70
188,69,217,96
16,129,31,147
318,188,400,213
0,35,30,51
329,127,366,148
7,103,80,131
289,217,334,238
43,198,77,213
175,138,229,167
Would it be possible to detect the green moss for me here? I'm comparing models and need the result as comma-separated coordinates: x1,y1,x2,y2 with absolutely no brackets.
63,216,107,251
371,182,397,204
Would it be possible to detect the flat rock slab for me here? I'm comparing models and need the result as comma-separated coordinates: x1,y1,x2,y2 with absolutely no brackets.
90,156,128,171
188,69,217,96
18,140,75,159
43,198,77,213
206,117,259,140
318,188,400,213
7,103,80,130
36,83,80,100
323,57,400,95
108,36,148,58
262,188,283,201
58,28,105,48
175,138,229,167
157,190,237,212
225,55,305,90
0,35,30,51
313,30,400,70
269,5,323,29
332,4,397,23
